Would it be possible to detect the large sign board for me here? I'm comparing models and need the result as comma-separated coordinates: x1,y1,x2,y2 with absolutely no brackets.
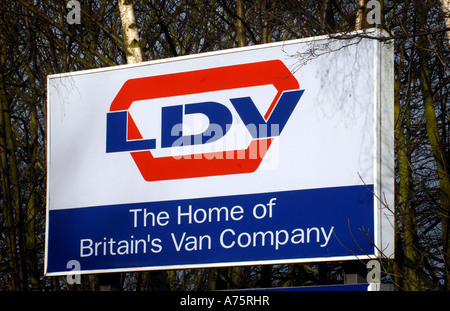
45,29,394,276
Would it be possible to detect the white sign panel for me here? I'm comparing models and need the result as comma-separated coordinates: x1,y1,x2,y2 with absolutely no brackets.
45,29,394,275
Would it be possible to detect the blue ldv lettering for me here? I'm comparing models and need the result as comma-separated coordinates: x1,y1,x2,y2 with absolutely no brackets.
106,90,303,153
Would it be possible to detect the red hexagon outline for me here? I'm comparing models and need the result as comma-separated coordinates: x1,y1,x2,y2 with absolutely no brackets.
109,60,300,181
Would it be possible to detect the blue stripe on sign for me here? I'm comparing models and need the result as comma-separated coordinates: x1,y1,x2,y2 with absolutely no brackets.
46,185,375,274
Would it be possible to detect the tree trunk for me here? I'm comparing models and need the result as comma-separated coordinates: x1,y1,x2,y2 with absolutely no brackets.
236,0,246,47
321,0,335,33
355,0,367,30
118,0,143,64
418,54,450,290
0,55,20,291
417,5,450,290
394,41,420,290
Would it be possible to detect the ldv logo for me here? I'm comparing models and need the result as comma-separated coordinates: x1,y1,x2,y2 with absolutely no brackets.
106,60,304,181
